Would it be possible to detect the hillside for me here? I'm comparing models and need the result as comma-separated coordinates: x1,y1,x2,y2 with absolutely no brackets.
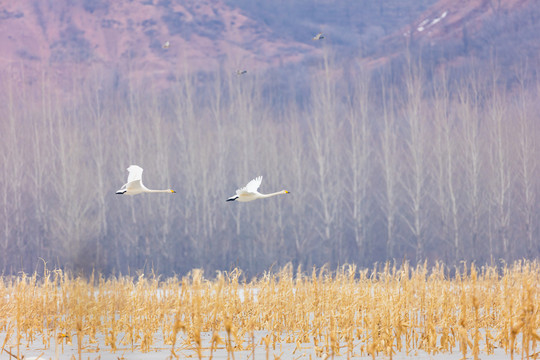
0,0,317,85
372,0,539,73
0,0,538,86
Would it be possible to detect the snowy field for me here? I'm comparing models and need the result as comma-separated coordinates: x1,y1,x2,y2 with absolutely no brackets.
2,330,528,359
2,263,538,360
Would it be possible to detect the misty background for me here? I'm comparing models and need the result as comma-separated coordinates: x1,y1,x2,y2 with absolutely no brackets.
0,0,538,276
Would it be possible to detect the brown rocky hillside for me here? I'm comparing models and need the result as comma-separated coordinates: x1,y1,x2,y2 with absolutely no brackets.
0,0,317,85
1,0,538,86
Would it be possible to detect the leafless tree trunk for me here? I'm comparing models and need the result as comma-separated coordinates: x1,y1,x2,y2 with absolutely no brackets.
432,74,461,262
457,76,485,260
47,95,99,271
345,68,372,262
82,69,112,270
514,71,538,257
306,51,343,264
1,75,26,270
285,106,313,269
487,77,511,259
400,59,430,262
378,78,399,260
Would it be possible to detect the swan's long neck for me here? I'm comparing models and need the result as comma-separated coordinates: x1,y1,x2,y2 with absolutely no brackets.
260,190,287,198
146,189,174,193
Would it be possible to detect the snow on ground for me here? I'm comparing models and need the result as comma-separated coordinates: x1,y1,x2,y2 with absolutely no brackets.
2,330,526,359
417,18,430,32
417,10,448,32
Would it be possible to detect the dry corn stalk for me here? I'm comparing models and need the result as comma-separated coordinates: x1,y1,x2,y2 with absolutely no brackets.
0,261,538,358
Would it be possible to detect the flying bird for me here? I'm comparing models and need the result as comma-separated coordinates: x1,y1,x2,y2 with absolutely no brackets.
236,70,247,75
116,165,175,195
226,176,289,202
312,32,325,40
162,41,170,49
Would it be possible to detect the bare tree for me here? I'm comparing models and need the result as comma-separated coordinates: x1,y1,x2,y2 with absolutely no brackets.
431,74,462,262
344,67,372,262
400,59,431,261
82,68,114,270
487,75,511,259
377,78,399,260
457,75,486,260
46,95,100,271
513,70,538,257
306,50,344,264
0,75,27,270
283,105,314,269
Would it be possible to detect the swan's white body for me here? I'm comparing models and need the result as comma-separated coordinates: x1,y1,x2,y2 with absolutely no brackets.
227,176,289,202
116,165,175,195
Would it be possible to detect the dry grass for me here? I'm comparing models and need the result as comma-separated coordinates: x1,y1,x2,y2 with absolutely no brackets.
1,261,539,359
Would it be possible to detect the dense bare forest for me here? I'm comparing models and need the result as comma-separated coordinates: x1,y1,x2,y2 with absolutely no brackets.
0,50,538,276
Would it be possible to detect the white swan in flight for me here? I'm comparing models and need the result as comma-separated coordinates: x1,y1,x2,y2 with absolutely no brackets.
116,165,175,195
312,32,325,40
226,176,289,202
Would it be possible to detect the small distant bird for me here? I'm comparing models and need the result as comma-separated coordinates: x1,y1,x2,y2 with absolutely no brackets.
312,32,325,40
236,70,247,75
227,176,289,202
162,41,170,49
116,165,175,195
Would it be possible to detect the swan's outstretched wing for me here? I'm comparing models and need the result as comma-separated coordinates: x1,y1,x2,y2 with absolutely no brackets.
127,165,143,183
116,165,146,195
237,176,263,195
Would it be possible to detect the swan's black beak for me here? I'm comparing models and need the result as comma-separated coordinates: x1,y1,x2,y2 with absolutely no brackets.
171,190,176,193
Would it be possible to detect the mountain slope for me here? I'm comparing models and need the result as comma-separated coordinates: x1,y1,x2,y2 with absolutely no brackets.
0,0,317,84
370,0,539,72
1,0,538,86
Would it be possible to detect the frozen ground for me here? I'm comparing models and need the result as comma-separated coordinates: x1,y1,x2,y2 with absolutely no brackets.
2,330,524,359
